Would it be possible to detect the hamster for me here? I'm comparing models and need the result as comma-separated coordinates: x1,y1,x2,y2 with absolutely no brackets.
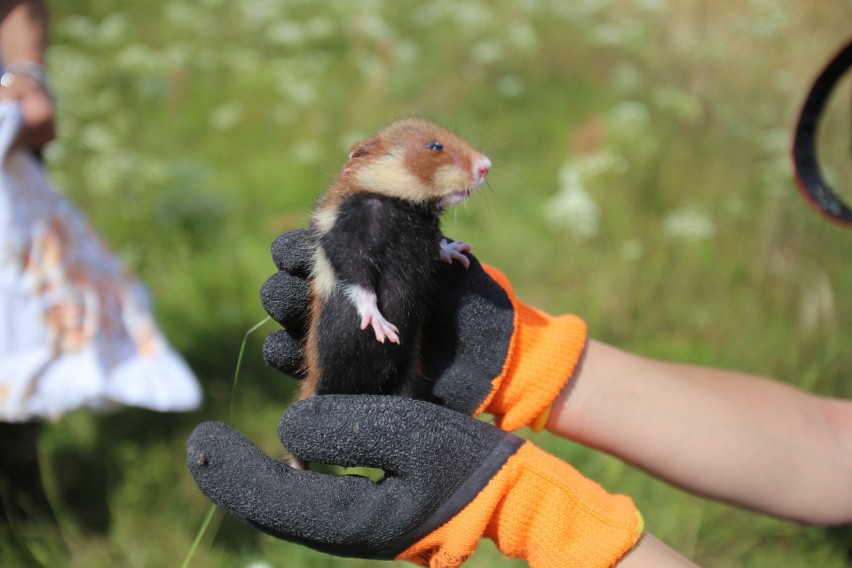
296,118,490,434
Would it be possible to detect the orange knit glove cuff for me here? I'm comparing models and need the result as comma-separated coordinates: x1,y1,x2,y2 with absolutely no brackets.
398,441,643,568
474,265,588,432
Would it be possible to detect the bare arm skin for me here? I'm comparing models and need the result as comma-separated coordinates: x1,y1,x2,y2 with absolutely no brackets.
549,339,852,525
0,0,47,63
0,0,54,149
617,534,700,568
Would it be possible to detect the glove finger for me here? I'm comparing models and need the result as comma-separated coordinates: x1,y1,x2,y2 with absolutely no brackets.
425,252,514,414
263,329,305,379
278,395,525,558
188,420,424,558
427,358,496,414
271,228,312,276
279,395,507,474
260,270,310,332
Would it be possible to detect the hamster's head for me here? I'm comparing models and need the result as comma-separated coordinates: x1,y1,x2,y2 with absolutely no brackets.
345,118,491,207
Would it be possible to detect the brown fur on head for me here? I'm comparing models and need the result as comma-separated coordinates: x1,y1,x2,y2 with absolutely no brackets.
333,118,490,207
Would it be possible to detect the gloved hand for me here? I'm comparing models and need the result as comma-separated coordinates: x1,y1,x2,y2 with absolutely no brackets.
261,229,587,431
187,395,642,567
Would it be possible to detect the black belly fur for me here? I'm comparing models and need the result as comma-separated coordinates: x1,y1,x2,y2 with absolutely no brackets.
313,193,442,398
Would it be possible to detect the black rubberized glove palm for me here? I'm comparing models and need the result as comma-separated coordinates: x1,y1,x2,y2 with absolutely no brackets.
186,395,523,559
260,228,514,415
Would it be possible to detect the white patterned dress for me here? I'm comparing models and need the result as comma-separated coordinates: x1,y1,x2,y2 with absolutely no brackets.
0,102,201,421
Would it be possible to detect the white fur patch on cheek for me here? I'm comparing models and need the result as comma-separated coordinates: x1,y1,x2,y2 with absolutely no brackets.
312,247,338,299
354,154,429,201
433,164,470,193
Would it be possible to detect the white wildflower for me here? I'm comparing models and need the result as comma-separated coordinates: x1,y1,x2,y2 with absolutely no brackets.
79,123,116,152
272,104,298,126
116,44,162,73
591,23,628,47
550,0,610,22
650,87,703,124
662,202,716,240
509,24,539,52
354,52,384,81
306,17,335,40
358,13,393,42
164,3,198,29
163,42,195,69
756,128,789,153
266,21,307,47
470,40,503,65
209,103,243,131
518,0,543,12
42,140,67,165
83,151,134,196
620,239,645,261
240,0,283,33
632,0,670,14
394,41,421,66
757,154,792,196
292,140,322,164
139,156,170,187
496,75,525,98
196,48,221,72
545,153,624,239
95,14,128,45
277,80,316,105
58,15,96,43
411,3,448,27
744,0,789,38
224,49,261,73
93,89,120,113
591,19,645,49
800,269,835,335
610,62,643,94
547,183,600,238
454,1,493,31
607,100,650,129
47,48,98,100
605,101,651,148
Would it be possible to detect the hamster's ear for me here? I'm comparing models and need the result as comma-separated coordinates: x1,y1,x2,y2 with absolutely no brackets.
348,138,379,160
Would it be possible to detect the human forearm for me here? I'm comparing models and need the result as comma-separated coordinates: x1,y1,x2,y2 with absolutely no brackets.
0,0,53,148
548,340,852,524
0,0,48,64
616,534,699,568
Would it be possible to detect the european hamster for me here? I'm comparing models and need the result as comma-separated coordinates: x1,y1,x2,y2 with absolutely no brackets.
292,118,490,467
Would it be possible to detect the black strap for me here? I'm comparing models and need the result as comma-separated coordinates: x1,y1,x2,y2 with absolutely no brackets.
792,38,852,226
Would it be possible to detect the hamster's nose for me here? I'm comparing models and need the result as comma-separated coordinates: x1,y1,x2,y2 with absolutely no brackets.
475,156,491,179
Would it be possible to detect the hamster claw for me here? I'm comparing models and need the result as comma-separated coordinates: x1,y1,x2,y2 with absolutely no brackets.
361,312,400,344
440,239,472,268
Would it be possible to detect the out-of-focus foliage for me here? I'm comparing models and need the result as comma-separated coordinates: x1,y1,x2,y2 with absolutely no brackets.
3,0,849,566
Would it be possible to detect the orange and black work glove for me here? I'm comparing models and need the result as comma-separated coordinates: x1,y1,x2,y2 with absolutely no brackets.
261,229,587,431
187,396,643,567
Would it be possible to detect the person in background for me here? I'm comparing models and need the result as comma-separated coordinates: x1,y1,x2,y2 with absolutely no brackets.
0,0,56,524
1,0,202,526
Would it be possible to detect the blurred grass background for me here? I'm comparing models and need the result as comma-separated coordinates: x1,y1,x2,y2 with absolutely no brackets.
2,0,850,566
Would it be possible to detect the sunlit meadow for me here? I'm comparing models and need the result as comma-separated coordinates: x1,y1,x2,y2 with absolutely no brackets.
3,0,850,566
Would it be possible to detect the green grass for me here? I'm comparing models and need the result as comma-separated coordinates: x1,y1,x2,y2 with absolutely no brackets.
2,0,850,566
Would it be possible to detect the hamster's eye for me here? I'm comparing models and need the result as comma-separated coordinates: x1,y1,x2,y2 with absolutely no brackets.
426,141,444,152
